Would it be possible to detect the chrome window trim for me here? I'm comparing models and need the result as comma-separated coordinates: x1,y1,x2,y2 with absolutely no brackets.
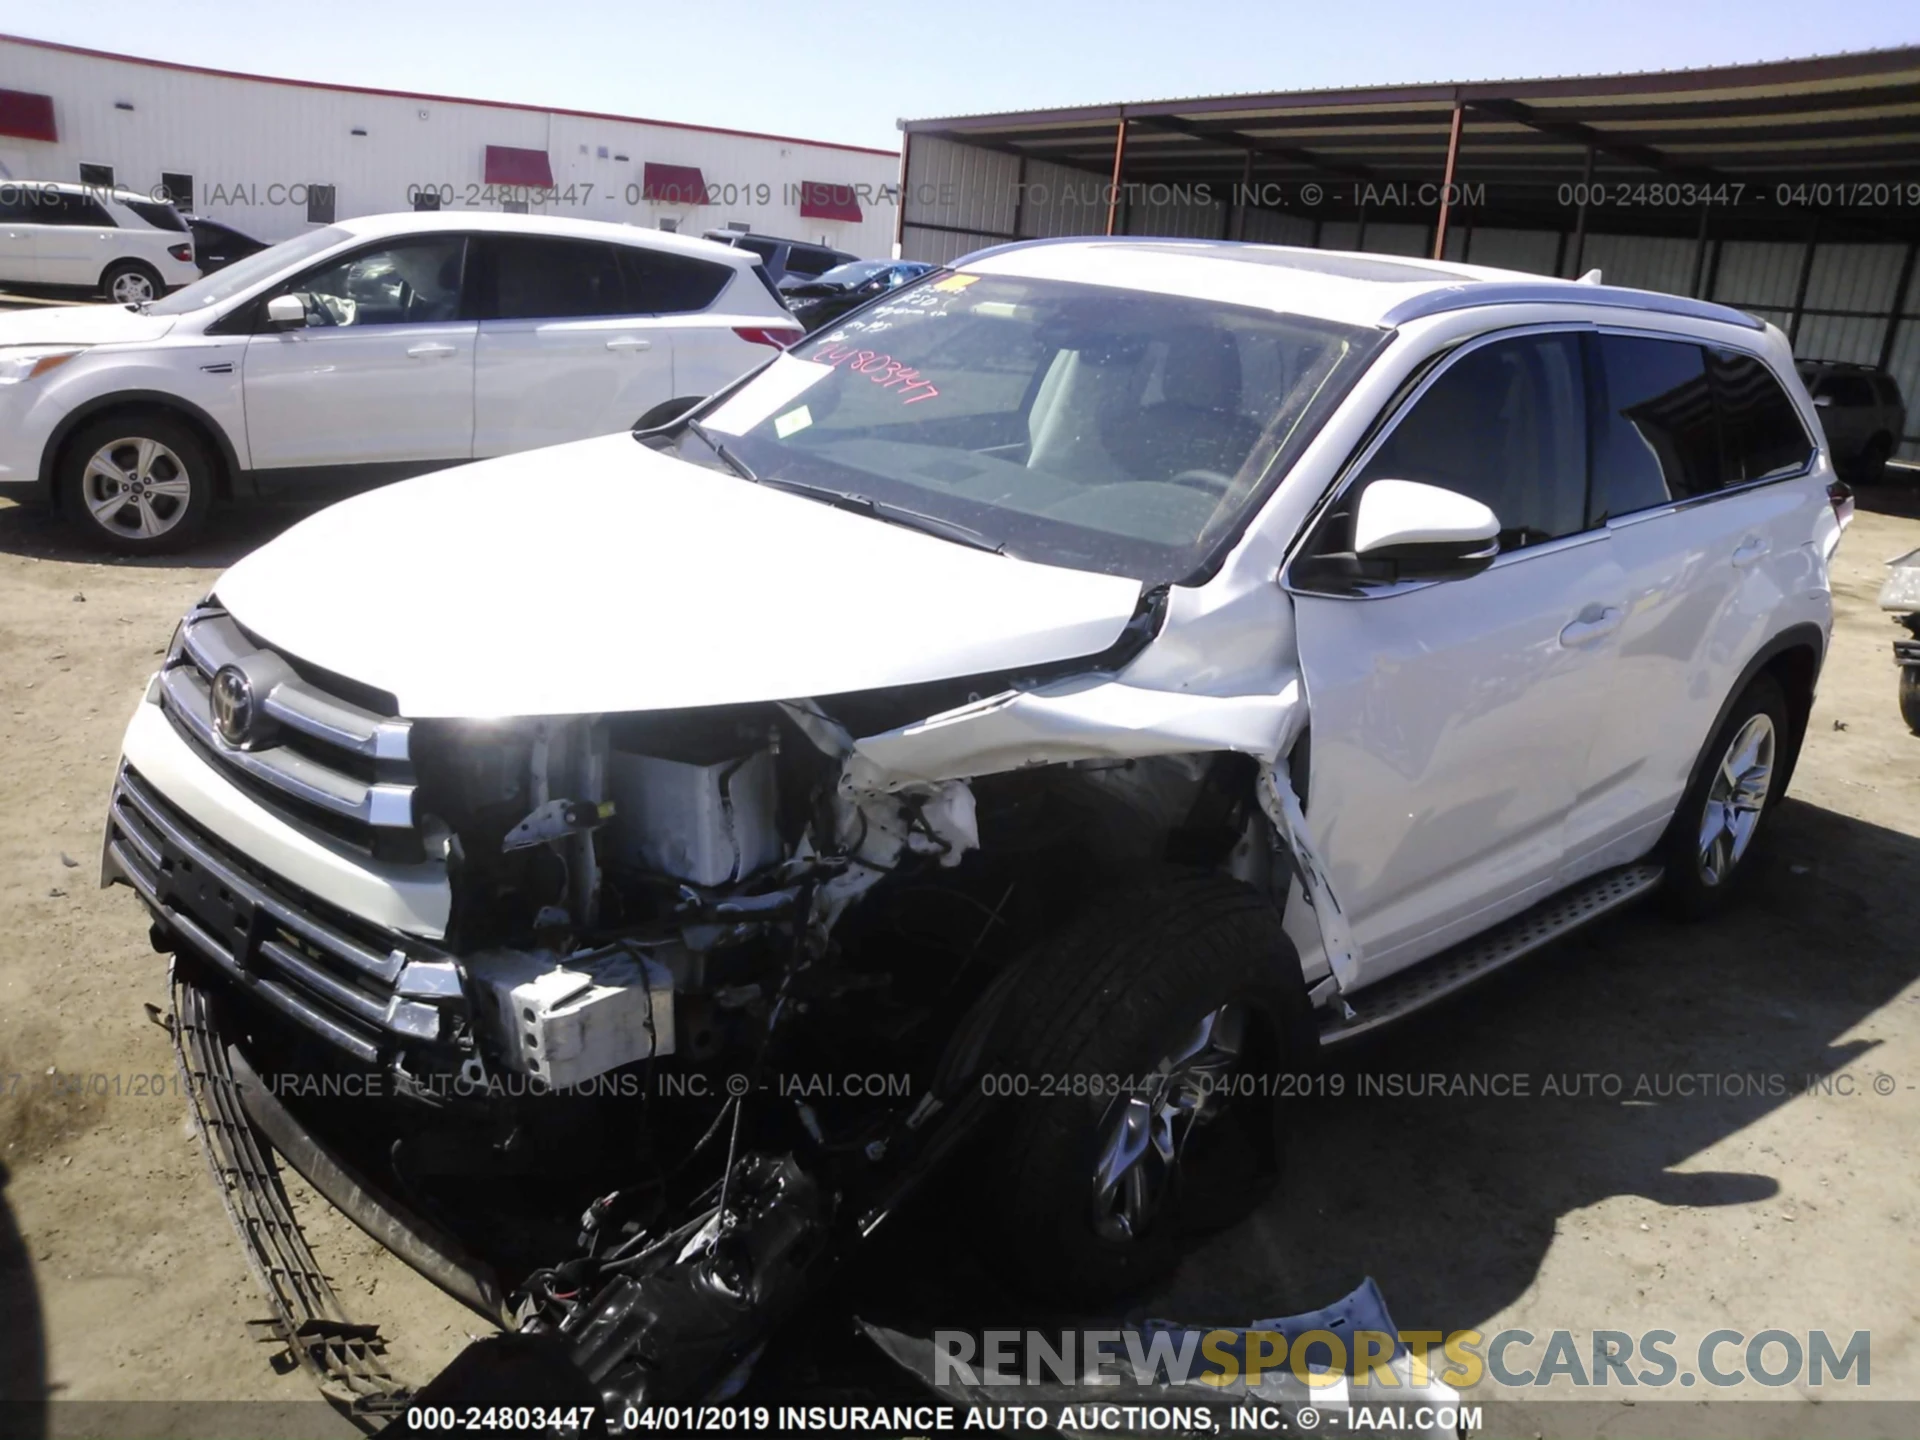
1281,321,1601,601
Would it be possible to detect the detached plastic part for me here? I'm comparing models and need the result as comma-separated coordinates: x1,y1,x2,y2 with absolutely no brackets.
861,1277,1461,1440
466,947,674,1087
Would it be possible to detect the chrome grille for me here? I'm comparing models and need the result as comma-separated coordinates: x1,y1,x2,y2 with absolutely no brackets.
158,603,419,857
106,763,458,1064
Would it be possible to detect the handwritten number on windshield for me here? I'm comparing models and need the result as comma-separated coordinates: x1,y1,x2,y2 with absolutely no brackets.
810,342,941,405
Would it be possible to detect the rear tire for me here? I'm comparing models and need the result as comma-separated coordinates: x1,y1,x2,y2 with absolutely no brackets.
101,260,163,306
974,871,1309,1304
1900,668,1920,736
1854,435,1893,485
1657,673,1790,920
57,412,215,554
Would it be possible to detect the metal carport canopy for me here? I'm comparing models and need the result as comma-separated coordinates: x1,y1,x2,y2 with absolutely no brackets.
899,48,1920,246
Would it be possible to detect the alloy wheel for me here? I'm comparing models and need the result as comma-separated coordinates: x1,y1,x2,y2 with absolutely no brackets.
1697,713,1776,886
82,437,193,541
110,269,157,304
1089,1002,1245,1242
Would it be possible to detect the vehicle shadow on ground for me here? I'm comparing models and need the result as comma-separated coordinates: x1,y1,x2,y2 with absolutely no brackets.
0,1160,48,1437
825,796,1920,1366
1856,472,1920,521
0,499,324,571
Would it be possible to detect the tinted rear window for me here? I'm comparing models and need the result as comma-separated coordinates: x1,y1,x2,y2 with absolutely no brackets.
122,198,188,232
1591,335,1720,519
1711,350,1811,483
473,236,626,320
616,246,732,313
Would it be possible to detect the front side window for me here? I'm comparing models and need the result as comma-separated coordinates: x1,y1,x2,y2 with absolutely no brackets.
1354,332,1589,549
1591,334,1720,519
149,226,351,315
671,273,1383,582
472,237,624,320
1711,350,1812,484
282,238,466,327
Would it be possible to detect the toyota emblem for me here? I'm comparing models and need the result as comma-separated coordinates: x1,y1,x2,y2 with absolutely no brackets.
210,664,255,747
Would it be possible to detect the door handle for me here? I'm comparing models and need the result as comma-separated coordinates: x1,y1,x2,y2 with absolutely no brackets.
1731,536,1771,569
1559,605,1624,648
407,342,458,359
605,338,652,353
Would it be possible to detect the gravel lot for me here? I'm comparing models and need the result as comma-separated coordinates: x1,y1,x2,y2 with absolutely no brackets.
0,479,1916,1436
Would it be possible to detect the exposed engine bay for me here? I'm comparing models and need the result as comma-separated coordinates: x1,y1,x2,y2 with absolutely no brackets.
127,589,1336,1420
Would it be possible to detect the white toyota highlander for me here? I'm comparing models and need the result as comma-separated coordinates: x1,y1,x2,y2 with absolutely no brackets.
102,239,1848,1410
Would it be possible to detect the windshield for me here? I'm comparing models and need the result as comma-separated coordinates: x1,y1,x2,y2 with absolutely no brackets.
147,226,352,314
810,260,893,288
672,272,1383,583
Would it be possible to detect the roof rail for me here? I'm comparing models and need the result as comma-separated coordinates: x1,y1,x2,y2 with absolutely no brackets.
1381,281,1763,331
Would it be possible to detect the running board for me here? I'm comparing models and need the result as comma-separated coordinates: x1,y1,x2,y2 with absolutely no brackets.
1317,864,1663,1046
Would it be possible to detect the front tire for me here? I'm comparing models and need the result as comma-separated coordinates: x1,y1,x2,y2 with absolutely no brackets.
1899,668,1920,736
101,260,163,306
1658,673,1790,919
57,412,215,554
975,872,1309,1304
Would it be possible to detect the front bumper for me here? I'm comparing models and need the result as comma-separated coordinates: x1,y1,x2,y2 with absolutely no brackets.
105,761,463,1066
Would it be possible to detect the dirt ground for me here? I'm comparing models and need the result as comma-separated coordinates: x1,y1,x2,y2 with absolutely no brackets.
0,476,1917,1437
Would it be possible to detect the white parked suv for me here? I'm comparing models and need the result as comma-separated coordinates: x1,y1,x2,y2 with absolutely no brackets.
0,180,200,302
103,240,1847,1405
0,211,801,552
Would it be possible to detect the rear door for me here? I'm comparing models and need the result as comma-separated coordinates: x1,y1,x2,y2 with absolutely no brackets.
469,235,681,456
1574,332,1821,872
1288,329,1626,982
29,188,119,287
242,234,476,470
0,186,39,284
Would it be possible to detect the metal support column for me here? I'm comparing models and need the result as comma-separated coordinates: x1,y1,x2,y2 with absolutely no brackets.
1432,101,1464,260
1788,212,1821,345
1104,114,1129,236
1569,145,1594,277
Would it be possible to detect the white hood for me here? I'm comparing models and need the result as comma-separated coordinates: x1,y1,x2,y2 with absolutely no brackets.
0,303,176,347
214,434,1147,718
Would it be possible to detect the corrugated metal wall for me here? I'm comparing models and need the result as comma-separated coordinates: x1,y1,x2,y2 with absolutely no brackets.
903,131,1920,456
0,39,899,255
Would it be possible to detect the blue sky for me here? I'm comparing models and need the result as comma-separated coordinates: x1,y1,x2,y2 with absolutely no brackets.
1,0,1915,151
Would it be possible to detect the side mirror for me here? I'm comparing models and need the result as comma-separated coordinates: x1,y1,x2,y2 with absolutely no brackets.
1352,479,1501,577
265,293,308,330
1813,393,1833,408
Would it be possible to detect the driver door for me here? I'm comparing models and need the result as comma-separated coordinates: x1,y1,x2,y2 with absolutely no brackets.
242,235,476,472
1287,329,1626,985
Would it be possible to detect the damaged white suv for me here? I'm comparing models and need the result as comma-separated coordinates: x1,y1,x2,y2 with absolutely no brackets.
104,239,1847,1408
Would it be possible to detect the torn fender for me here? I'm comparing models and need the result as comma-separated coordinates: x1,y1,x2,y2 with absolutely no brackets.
838,674,1361,990
846,673,1300,790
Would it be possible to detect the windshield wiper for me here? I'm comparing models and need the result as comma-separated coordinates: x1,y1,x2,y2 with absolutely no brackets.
684,419,757,483
755,475,1006,555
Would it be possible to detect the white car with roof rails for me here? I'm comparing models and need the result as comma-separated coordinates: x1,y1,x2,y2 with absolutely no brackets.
101,238,1848,1399
0,211,801,552
0,180,201,304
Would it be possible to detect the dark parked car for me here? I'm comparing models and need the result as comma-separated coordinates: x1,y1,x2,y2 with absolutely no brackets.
700,230,857,287
188,217,269,274
1798,360,1907,481
781,259,938,331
